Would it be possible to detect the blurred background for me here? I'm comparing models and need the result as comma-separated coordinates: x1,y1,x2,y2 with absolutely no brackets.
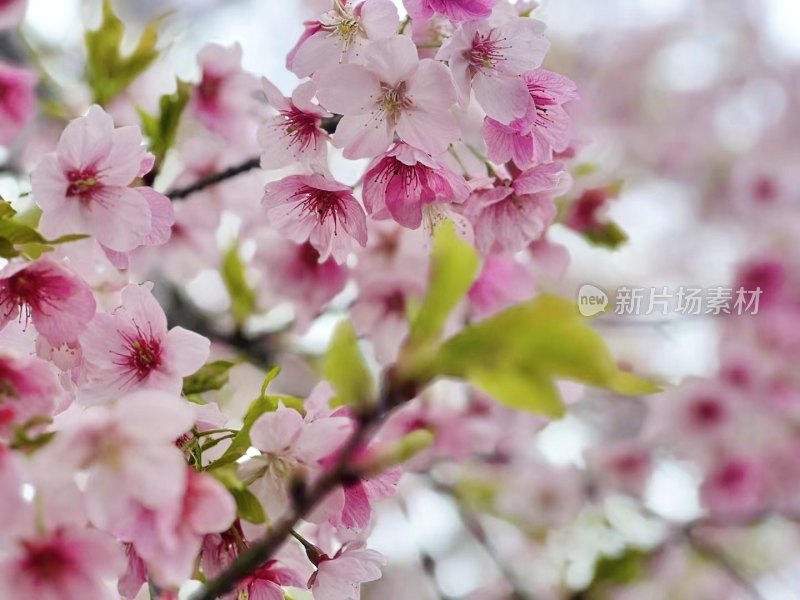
4,0,800,598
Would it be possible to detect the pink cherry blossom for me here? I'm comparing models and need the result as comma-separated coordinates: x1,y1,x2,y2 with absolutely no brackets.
310,543,385,600
467,162,570,255
0,352,61,432
191,43,258,139
0,526,125,600
232,558,306,600
363,142,470,229
31,105,172,253
403,0,496,23
317,35,459,158
118,543,147,600
437,18,549,123
113,468,236,587
351,257,427,363
79,283,209,403
49,390,194,532
700,455,767,519
0,257,96,345
0,0,26,30
467,253,536,318
241,403,352,520
258,79,331,170
288,0,400,78
262,173,368,263
483,68,578,167
0,61,37,147
255,237,349,331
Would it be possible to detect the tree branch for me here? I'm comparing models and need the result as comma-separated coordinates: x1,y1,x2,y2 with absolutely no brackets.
166,115,342,201
190,377,403,600
167,157,261,201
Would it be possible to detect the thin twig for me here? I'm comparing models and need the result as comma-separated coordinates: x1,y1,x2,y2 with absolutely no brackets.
190,377,404,600
166,157,261,201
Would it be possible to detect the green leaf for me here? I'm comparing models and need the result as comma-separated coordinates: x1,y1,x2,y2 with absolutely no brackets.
221,244,257,327
423,295,660,416
138,79,191,168
208,465,266,524
0,220,46,245
584,221,629,249
45,233,91,245
409,220,480,346
210,367,284,468
591,548,647,586
0,201,16,220
0,238,19,259
231,488,267,524
325,320,374,409
183,360,238,395
85,0,167,105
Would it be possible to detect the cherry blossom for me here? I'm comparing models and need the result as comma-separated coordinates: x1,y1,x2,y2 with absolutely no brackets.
262,173,368,263
310,543,385,600
316,34,459,158
79,283,209,402
483,68,578,167
288,0,400,78
191,43,258,139
0,526,125,600
31,105,172,253
0,352,61,431
241,403,352,520
467,162,570,255
403,0,496,23
0,257,96,345
363,142,470,229
0,61,37,147
437,18,550,123
259,78,331,170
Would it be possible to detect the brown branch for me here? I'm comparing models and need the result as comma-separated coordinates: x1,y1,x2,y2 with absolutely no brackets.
166,115,342,201
166,157,261,201
190,376,404,600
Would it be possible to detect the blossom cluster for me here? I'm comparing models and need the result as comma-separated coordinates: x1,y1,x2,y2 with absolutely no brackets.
0,0,592,598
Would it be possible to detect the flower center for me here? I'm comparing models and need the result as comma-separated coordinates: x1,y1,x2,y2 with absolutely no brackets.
113,323,163,381
281,107,321,152
466,31,508,74
66,168,101,201
323,0,364,50
291,186,346,228
378,82,411,123
22,538,70,582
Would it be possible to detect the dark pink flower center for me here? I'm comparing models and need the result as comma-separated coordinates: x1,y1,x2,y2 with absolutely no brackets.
66,168,101,202
21,537,72,582
466,31,508,74
281,106,322,152
0,270,61,326
376,157,428,195
112,323,163,381
197,72,224,106
715,461,749,490
689,396,726,428
291,185,348,229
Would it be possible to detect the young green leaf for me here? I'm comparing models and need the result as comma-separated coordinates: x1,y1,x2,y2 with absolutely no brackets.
183,360,238,396
408,220,480,347
85,0,167,105
0,201,16,220
208,465,266,524
138,79,191,168
422,295,659,416
221,244,257,327
325,320,374,410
